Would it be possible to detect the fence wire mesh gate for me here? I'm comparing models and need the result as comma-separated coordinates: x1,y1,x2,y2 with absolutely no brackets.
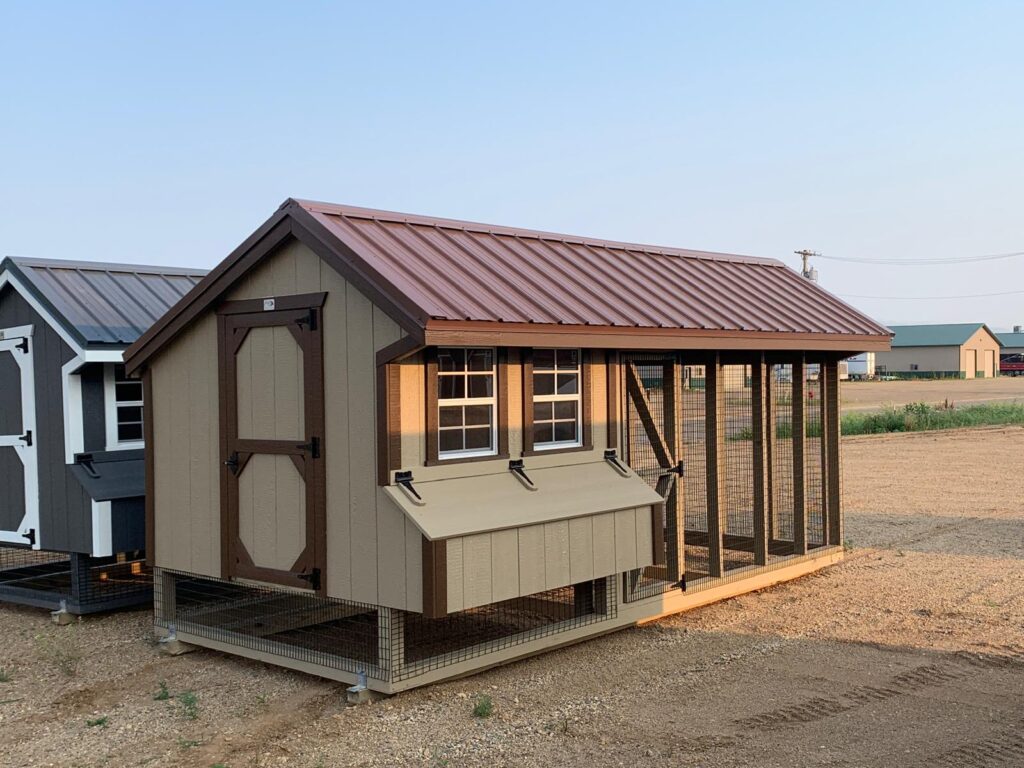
624,353,840,602
157,570,617,685
0,546,152,613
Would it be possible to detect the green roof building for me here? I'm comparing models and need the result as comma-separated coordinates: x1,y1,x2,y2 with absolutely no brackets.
876,323,1001,378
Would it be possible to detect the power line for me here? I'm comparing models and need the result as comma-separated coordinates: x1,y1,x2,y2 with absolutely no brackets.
840,288,1024,300
815,250,1024,265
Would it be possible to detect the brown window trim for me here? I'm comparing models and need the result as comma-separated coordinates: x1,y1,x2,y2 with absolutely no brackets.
521,348,593,458
424,346,509,467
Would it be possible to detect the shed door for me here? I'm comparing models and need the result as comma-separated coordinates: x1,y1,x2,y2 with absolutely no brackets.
219,304,325,591
0,325,39,547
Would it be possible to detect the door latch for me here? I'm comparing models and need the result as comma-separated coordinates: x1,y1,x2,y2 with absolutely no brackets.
295,437,320,458
223,451,240,475
22,528,35,546
15,338,28,354
20,430,32,447
297,567,321,591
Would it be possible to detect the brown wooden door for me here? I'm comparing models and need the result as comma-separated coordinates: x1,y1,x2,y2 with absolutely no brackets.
218,302,326,591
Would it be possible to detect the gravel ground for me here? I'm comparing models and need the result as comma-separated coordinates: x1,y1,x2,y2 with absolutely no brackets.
1,426,1022,768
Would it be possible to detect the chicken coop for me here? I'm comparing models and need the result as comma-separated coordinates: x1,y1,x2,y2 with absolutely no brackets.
0,256,205,613
124,200,890,691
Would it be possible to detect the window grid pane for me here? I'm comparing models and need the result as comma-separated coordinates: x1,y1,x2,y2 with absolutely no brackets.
532,348,582,448
113,365,144,443
437,347,497,458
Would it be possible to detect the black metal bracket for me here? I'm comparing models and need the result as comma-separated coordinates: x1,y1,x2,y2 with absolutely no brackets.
297,567,321,591
604,449,629,474
76,453,100,479
509,459,536,487
20,430,32,447
15,337,28,354
295,308,317,331
394,471,421,501
296,437,320,458
22,528,35,546
673,460,685,477
224,451,240,475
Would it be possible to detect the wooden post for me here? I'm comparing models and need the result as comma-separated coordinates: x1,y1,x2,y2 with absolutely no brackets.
765,364,777,541
380,608,405,681
705,354,725,578
751,354,769,566
792,355,808,555
824,359,843,547
818,358,830,546
664,356,685,583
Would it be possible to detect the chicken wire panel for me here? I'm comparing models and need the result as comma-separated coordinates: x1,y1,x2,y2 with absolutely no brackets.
621,354,682,601
805,363,826,549
0,546,151,611
396,578,617,682
769,364,796,558
159,571,618,684
682,364,710,582
720,364,755,572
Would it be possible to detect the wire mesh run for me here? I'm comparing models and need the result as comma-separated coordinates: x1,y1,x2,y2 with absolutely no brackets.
158,571,617,684
0,546,152,613
395,578,617,682
624,355,842,603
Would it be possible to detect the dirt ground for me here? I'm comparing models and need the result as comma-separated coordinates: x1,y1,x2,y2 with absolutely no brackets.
1,426,1022,768
841,376,1024,411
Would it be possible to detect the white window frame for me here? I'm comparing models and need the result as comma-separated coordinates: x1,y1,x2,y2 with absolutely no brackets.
437,347,498,460
531,348,582,451
104,363,144,450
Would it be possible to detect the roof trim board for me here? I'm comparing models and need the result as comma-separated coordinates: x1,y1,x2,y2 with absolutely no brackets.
124,199,892,372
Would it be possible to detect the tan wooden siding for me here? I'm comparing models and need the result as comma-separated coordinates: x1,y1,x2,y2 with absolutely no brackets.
397,352,609,481
444,506,654,612
150,312,221,577
150,239,423,610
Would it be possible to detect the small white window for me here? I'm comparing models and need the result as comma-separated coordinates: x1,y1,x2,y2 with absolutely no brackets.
436,348,497,459
532,349,581,449
105,364,144,449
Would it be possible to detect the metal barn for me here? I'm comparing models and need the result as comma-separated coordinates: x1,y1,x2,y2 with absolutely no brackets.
0,257,205,613
124,200,891,692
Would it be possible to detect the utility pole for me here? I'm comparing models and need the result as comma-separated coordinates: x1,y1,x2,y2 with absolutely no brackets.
794,249,820,282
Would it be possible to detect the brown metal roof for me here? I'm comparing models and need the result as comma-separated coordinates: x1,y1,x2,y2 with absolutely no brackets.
124,199,890,373
1,256,207,346
297,200,888,337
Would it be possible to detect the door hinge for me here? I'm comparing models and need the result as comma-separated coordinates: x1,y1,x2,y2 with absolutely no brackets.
296,437,320,458
22,528,36,546
224,451,240,475
674,460,685,477
20,430,32,447
295,308,317,331
15,338,29,354
297,567,321,591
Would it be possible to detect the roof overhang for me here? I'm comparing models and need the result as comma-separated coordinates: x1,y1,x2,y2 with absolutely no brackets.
423,319,892,353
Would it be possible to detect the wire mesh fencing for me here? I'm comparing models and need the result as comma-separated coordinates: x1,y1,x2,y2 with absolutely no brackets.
158,570,617,685
0,546,151,612
623,355,842,603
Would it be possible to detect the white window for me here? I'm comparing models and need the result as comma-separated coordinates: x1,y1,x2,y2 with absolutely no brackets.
104,364,144,449
437,348,497,459
532,348,581,449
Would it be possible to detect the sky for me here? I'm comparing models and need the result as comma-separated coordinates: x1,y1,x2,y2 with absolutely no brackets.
1,1,1022,330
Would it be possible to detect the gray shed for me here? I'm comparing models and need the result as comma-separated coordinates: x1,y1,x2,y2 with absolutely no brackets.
0,256,205,613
